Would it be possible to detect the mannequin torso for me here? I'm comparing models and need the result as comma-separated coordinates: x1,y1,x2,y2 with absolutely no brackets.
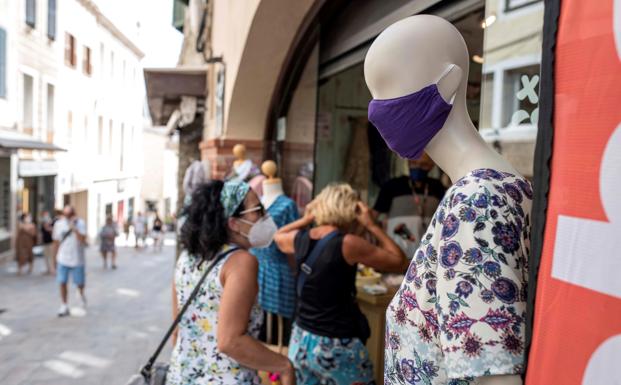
365,15,527,385
261,160,285,208
262,181,285,209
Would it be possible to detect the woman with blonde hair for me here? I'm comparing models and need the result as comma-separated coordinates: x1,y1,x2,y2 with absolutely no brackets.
274,182,407,385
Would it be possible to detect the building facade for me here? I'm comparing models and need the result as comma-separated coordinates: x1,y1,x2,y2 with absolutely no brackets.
141,126,179,223
55,0,145,240
1,0,148,254
182,0,544,188
0,0,64,258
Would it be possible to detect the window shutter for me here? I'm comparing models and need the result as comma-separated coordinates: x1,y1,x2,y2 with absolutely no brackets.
0,29,6,98
47,0,57,40
26,0,36,28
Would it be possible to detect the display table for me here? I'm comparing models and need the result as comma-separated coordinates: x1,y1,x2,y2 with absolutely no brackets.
357,287,397,384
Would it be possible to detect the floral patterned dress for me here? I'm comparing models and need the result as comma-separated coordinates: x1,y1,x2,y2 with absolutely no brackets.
167,247,264,385
384,169,532,385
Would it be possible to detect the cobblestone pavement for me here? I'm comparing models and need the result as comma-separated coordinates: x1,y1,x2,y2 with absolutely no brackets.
0,237,177,385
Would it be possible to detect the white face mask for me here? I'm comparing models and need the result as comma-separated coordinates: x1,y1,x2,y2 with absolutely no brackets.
238,215,277,249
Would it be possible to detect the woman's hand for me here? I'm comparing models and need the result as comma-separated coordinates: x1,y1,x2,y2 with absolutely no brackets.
355,202,375,229
280,360,296,385
302,200,315,222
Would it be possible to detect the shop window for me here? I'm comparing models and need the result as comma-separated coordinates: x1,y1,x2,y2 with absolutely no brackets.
502,64,540,127
504,0,541,12
65,33,76,68
83,46,92,76
0,28,6,98
47,0,57,40
26,0,36,28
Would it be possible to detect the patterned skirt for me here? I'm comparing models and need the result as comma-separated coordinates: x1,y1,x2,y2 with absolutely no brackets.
288,324,375,385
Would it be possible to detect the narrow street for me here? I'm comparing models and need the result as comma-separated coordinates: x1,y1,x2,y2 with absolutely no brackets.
0,238,176,385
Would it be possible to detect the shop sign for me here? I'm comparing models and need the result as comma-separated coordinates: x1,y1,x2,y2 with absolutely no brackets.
526,0,621,383
18,160,58,177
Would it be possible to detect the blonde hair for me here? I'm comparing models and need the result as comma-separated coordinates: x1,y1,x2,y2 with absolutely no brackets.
311,183,359,229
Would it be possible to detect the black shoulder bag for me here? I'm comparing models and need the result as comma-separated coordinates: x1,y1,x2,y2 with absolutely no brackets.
125,247,239,385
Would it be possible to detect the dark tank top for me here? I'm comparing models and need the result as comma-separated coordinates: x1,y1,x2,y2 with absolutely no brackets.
293,230,369,340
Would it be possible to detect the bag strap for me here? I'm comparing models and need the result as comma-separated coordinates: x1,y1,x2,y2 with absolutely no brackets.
141,246,239,379
296,231,339,297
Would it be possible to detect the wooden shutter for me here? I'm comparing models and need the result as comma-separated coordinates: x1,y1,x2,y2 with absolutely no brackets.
47,0,57,39
26,0,36,28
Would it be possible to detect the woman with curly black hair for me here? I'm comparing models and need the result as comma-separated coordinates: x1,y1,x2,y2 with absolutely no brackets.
167,180,295,385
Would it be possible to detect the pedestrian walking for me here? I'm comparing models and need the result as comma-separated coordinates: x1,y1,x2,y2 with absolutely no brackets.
16,213,37,275
133,212,146,249
39,210,55,275
52,205,87,317
99,215,118,269
166,180,294,385
151,213,164,252
274,183,408,385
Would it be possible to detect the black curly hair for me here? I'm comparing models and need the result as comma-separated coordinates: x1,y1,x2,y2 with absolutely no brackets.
180,180,240,261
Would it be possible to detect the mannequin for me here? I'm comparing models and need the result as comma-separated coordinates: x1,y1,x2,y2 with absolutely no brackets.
226,143,260,183
261,160,285,208
365,15,526,385
250,160,299,348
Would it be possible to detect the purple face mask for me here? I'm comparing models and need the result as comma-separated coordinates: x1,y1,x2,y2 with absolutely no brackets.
368,65,455,160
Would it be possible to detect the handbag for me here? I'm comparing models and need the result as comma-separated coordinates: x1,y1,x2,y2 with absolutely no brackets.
125,247,239,385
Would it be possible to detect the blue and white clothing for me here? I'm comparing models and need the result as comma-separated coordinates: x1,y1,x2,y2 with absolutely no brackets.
251,194,299,318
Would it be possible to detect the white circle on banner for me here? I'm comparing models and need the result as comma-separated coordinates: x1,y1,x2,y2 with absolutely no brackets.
582,334,621,384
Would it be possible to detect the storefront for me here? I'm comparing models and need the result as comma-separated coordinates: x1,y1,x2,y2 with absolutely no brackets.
257,1,544,379
0,129,64,258
17,159,58,222
268,1,485,205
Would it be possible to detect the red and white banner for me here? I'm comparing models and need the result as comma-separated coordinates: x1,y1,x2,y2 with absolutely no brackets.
526,0,621,383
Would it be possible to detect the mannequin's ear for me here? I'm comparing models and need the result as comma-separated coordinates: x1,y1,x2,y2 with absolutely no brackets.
437,64,463,103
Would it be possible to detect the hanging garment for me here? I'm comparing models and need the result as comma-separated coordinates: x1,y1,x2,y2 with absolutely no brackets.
250,194,300,318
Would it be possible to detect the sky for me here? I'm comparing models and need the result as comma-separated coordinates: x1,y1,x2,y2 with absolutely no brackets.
93,0,183,68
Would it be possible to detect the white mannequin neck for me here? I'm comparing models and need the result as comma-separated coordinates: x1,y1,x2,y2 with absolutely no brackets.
262,179,284,208
364,15,521,184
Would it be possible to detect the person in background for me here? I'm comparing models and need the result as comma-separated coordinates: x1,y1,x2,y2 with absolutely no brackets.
16,213,37,275
274,183,408,385
133,211,146,249
373,152,446,256
40,211,55,275
152,213,164,252
167,180,294,385
99,215,118,269
53,205,87,317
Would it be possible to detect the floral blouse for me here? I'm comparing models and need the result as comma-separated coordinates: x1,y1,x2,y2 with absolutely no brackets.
385,168,532,384
167,247,263,385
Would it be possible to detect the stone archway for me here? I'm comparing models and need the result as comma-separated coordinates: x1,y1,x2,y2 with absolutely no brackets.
223,0,316,141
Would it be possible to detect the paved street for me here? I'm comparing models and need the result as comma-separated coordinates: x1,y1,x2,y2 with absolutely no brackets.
0,237,177,385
